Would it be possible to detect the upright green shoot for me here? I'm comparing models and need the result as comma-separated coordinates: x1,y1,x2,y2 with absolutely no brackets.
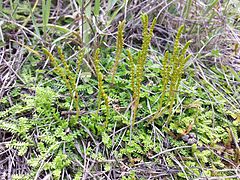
42,0,51,39
93,0,100,16
183,0,192,19
127,50,135,93
111,20,125,84
150,51,170,121
0,0,2,10
94,49,110,126
129,14,156,125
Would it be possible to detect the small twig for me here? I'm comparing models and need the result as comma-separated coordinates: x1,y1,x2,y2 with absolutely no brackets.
60,110,86,117
150,146,192,159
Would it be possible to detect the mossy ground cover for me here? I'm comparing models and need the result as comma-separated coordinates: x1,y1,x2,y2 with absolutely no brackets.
0,0,240,179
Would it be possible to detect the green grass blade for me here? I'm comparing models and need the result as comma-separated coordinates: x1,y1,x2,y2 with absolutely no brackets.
183,0,192,19
107,0,118,11
229,67,240,82
42,0,51,38
28,1,40,37
203,0,219,15
84,0,92,44
0,0,2,10
94,0,100,16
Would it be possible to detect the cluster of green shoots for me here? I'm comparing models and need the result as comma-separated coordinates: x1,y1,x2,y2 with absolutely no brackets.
150,25,191,125
43,47,84,122
42,14,191,129
99,14,191,128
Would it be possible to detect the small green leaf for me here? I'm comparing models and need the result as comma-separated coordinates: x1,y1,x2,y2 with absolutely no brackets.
104,163,111,172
